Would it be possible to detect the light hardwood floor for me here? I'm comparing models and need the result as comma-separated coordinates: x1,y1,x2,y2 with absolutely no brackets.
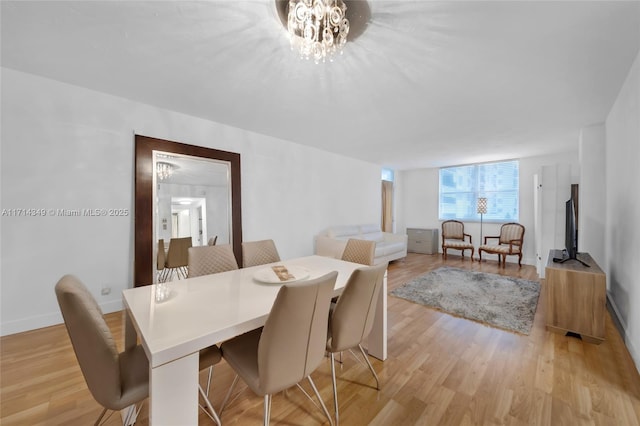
2,253,640,425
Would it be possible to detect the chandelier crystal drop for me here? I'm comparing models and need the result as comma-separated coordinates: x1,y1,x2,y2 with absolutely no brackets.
287,0,349,63
156,162,174,181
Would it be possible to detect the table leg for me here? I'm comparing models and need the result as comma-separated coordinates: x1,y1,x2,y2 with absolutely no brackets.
367,269,387,361
149,352,199,425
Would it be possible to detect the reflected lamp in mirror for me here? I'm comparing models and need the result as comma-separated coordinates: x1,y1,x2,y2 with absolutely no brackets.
156,162,175,181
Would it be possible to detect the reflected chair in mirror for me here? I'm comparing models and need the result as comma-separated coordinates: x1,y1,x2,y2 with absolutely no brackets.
441,220,474,260
207,236,218,246
55,275,148,425
188,244,239,278
164,236,192,280
242,239,281,268
478,222,525,267
220,272,338,426
341,238,376,266
327,262,387,424
187,244,240,425
157,239,168,283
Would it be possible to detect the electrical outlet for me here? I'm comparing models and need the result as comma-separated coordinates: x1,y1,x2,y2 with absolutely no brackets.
101,286,111,296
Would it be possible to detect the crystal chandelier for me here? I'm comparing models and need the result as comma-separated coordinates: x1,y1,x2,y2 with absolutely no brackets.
156,162,174,181
287,0,350,63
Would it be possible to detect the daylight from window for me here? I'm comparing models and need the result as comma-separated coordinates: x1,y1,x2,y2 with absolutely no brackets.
439,160,519,222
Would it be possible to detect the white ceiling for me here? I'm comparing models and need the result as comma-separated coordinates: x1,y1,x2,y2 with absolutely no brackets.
2,1,639,170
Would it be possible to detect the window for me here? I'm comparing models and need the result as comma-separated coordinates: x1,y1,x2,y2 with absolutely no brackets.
439,160,519,222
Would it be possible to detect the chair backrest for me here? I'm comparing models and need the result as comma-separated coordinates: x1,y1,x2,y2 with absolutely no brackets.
188,244,239,278
157,239,166,271
341,239,376,266
242,239,280,268
257,271,337,395
442,220,465,240
329,262,388,353
499,223,525,245
54,275,121,409
165,237,192,268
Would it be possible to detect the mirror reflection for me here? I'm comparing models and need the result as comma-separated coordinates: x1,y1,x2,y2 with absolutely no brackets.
134,134,242,287
154,151,232,282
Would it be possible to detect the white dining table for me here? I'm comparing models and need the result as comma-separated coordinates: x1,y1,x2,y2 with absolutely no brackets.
122,255,387,425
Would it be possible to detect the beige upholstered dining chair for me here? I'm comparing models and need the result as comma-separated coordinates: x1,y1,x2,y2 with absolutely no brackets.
478,222,525,267
220,272,338,426
186,244,240,425
55,275,149,425
198,346,223,425
441,220,474,260
341,238,376,266
242,239,281,268
157,239,168,283
327,262,388,424
164,236,192,280
188,244,239,278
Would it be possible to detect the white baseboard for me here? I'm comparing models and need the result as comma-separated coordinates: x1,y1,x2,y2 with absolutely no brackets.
607,292,640,374
1,299,123,337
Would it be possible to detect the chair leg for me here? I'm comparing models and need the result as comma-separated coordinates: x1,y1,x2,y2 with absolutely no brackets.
198,385,222,426
263,394,271,426
358,344,380,390
205,365,213,396
330,352,339,424
219,374,239,414
94,408,108,426
123,403,143,426
308,376,334,426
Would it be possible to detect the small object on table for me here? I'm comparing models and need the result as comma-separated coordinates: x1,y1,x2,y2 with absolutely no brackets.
271,265,294,281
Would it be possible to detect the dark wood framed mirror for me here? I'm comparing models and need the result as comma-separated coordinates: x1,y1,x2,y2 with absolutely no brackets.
134,135,242,287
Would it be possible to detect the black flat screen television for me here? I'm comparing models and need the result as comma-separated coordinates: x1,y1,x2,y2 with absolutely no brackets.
565,198,578,259
553,197,589,267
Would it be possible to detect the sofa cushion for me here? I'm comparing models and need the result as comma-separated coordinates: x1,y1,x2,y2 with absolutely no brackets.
327,225,360,239
379,241,407,256
360,232,385,242
360,224,381,234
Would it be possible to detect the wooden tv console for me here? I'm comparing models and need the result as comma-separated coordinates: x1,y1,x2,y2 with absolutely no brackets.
545,249,606,344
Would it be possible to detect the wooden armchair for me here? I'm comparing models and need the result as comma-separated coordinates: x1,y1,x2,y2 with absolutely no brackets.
441,220,474,260
478,223,525,267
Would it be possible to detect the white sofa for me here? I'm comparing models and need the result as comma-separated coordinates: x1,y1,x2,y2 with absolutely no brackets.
315,224,408,265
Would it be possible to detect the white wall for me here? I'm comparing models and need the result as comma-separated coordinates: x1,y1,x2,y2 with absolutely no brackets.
579,124,606,267
605,50,640,369
396,151,579,268
0,68,381,335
